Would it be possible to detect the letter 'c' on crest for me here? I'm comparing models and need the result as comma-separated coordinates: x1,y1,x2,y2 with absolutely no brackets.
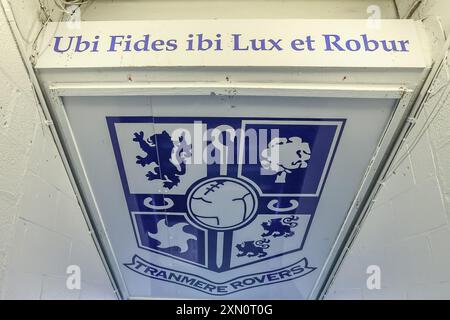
144,197,174,210
267,199,299,212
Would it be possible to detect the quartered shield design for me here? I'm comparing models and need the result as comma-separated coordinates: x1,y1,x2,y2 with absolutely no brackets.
107,117,345,273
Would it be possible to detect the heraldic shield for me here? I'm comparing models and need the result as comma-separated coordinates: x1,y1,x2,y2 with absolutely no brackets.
107,116,345,273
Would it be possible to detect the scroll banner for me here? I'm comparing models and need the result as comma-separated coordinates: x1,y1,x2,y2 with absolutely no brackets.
125,255,316,296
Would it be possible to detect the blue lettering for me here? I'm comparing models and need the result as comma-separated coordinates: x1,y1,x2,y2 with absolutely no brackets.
380,39,399,52
134,34,150,51
232,34,249,51
166,39,178,51
53,36,74,53
291,38,305,51
324,34,410,52
398,40,410,52
108,35,125,52
74,36,91,52
361,34,379,52
305,35,316,51
323,34,345,51
346,39,361,51
151,39,165,51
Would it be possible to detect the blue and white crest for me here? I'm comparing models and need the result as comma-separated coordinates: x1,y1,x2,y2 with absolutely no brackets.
107,116,345,279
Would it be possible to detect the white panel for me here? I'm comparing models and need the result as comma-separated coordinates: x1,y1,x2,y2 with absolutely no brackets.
62,95,396,299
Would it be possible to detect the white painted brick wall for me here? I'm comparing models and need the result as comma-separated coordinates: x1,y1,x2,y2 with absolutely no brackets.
0,3,116,300
326,0,450,300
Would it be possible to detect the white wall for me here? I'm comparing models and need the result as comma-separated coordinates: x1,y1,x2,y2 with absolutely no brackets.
79,0,398,20
0,1,116,299
326,0,450,300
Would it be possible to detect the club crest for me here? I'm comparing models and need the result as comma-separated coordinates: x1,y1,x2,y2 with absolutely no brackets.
107,116,345,294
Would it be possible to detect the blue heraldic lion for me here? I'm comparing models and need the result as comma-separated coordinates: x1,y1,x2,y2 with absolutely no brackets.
133,130,192,189
236,239,270,258
261,216,299,238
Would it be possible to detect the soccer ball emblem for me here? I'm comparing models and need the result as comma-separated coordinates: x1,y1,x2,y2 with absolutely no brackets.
187,177,258,231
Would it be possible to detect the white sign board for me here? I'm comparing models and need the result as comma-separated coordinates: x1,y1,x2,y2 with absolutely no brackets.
36,19,428,69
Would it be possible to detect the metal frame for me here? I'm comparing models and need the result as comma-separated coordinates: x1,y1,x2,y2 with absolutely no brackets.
47,94,129,298
38,76,424,300
49,82,405,99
